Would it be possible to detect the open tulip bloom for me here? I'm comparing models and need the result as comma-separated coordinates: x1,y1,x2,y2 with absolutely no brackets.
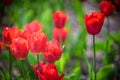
85,12,105,80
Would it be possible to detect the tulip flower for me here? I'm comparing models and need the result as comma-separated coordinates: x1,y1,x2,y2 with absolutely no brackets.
85,12,105,35
28,31,47,54
19,30,30,40
53,27,68,43
115,0,120,8
99,1,115,16
10,37,29,60
31,62,64,80
25,20,43,34
44,39,64,63
0,41,4,54
52,10,68,28
2,27,20,46
1,0,12,5
85,12,105,80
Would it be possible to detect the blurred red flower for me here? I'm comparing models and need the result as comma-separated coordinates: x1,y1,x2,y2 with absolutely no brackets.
1,0,12,6
115,0,120,8
85,12,105,35
10,37,29,60
53,27,68,42
25,20,43,34
31,62,64,80
52,11,68,28
99,1,115,16
0,41,4,54
28,31,47,54
19,30,30,40
44,39,64,63
2,27,20,45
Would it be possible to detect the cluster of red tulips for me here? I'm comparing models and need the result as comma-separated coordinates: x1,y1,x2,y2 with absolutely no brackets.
0,10,68,80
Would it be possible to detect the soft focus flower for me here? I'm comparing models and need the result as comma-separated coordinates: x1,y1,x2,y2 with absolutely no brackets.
31,62,64,80
25,20,43,33
2,27,20,45
28,31,47,54
99,1,115,16
1,0,12,5
85,12,105,35
44,39,64,63
19,30,30,40
115,0,120,8
0,41,4,54
10,37,29,60
52,11,68,28
53,27,68,42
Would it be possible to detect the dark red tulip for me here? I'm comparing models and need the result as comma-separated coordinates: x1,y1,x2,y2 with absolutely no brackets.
2,27,20,45
115,0,120,8
44,39,64,63
1,0,12,6
10,37,29,60
53,27,68,42
85,12,105,35
31,62,64,80
28,31,47,54
0,41,4,54
25,20,43,34
52,11,68,28
99,1,115,16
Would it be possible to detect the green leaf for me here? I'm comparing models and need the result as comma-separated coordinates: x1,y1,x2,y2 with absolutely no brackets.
97,65,117,80
83,49,95,80
27,52,37,65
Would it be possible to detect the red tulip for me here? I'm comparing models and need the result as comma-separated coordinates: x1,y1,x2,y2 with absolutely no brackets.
28,31,47,54
25,20,43,34
1,0,12,6
44,39,64,63
115,0,120,8
52,11,68,28
85,12,105,35
2,27,20,45
10,37,29,60
53,27,68,42
0,41,4,54
99,1,115,16
19,30,30,40
31,62,64,80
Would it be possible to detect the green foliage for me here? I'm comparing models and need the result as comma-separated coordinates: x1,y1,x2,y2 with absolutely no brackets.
97,65,117,80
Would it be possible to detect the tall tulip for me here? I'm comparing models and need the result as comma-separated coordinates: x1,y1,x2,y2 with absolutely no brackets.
85,12,105,80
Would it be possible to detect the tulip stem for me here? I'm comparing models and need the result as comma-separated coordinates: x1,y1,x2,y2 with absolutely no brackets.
106,17,110,54
37,55,40,71
93,35,96,80
21,60,26,80
9,49,12,80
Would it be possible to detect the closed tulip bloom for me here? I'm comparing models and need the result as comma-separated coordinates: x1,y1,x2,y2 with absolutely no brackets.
115,0,120,8
2,27,20,45
28,31,47,54
25,20,43,33
2,0,12,5
99,1,115,16
52,11,68,28
10,37,29,60
31,62,64,80
19,30,30,40
0,41,4,54
53,27,68,42
85,12,105,35
44,40,64,63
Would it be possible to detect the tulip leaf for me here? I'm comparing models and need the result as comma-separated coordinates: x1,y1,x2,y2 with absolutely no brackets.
83,49,95,80
27,52,37,65
97,64,117,80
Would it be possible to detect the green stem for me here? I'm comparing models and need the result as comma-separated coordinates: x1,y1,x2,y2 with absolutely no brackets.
106,17,110,54
37,55,40,71
21,60,26,80
93,35,96,80
9,49,12,80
